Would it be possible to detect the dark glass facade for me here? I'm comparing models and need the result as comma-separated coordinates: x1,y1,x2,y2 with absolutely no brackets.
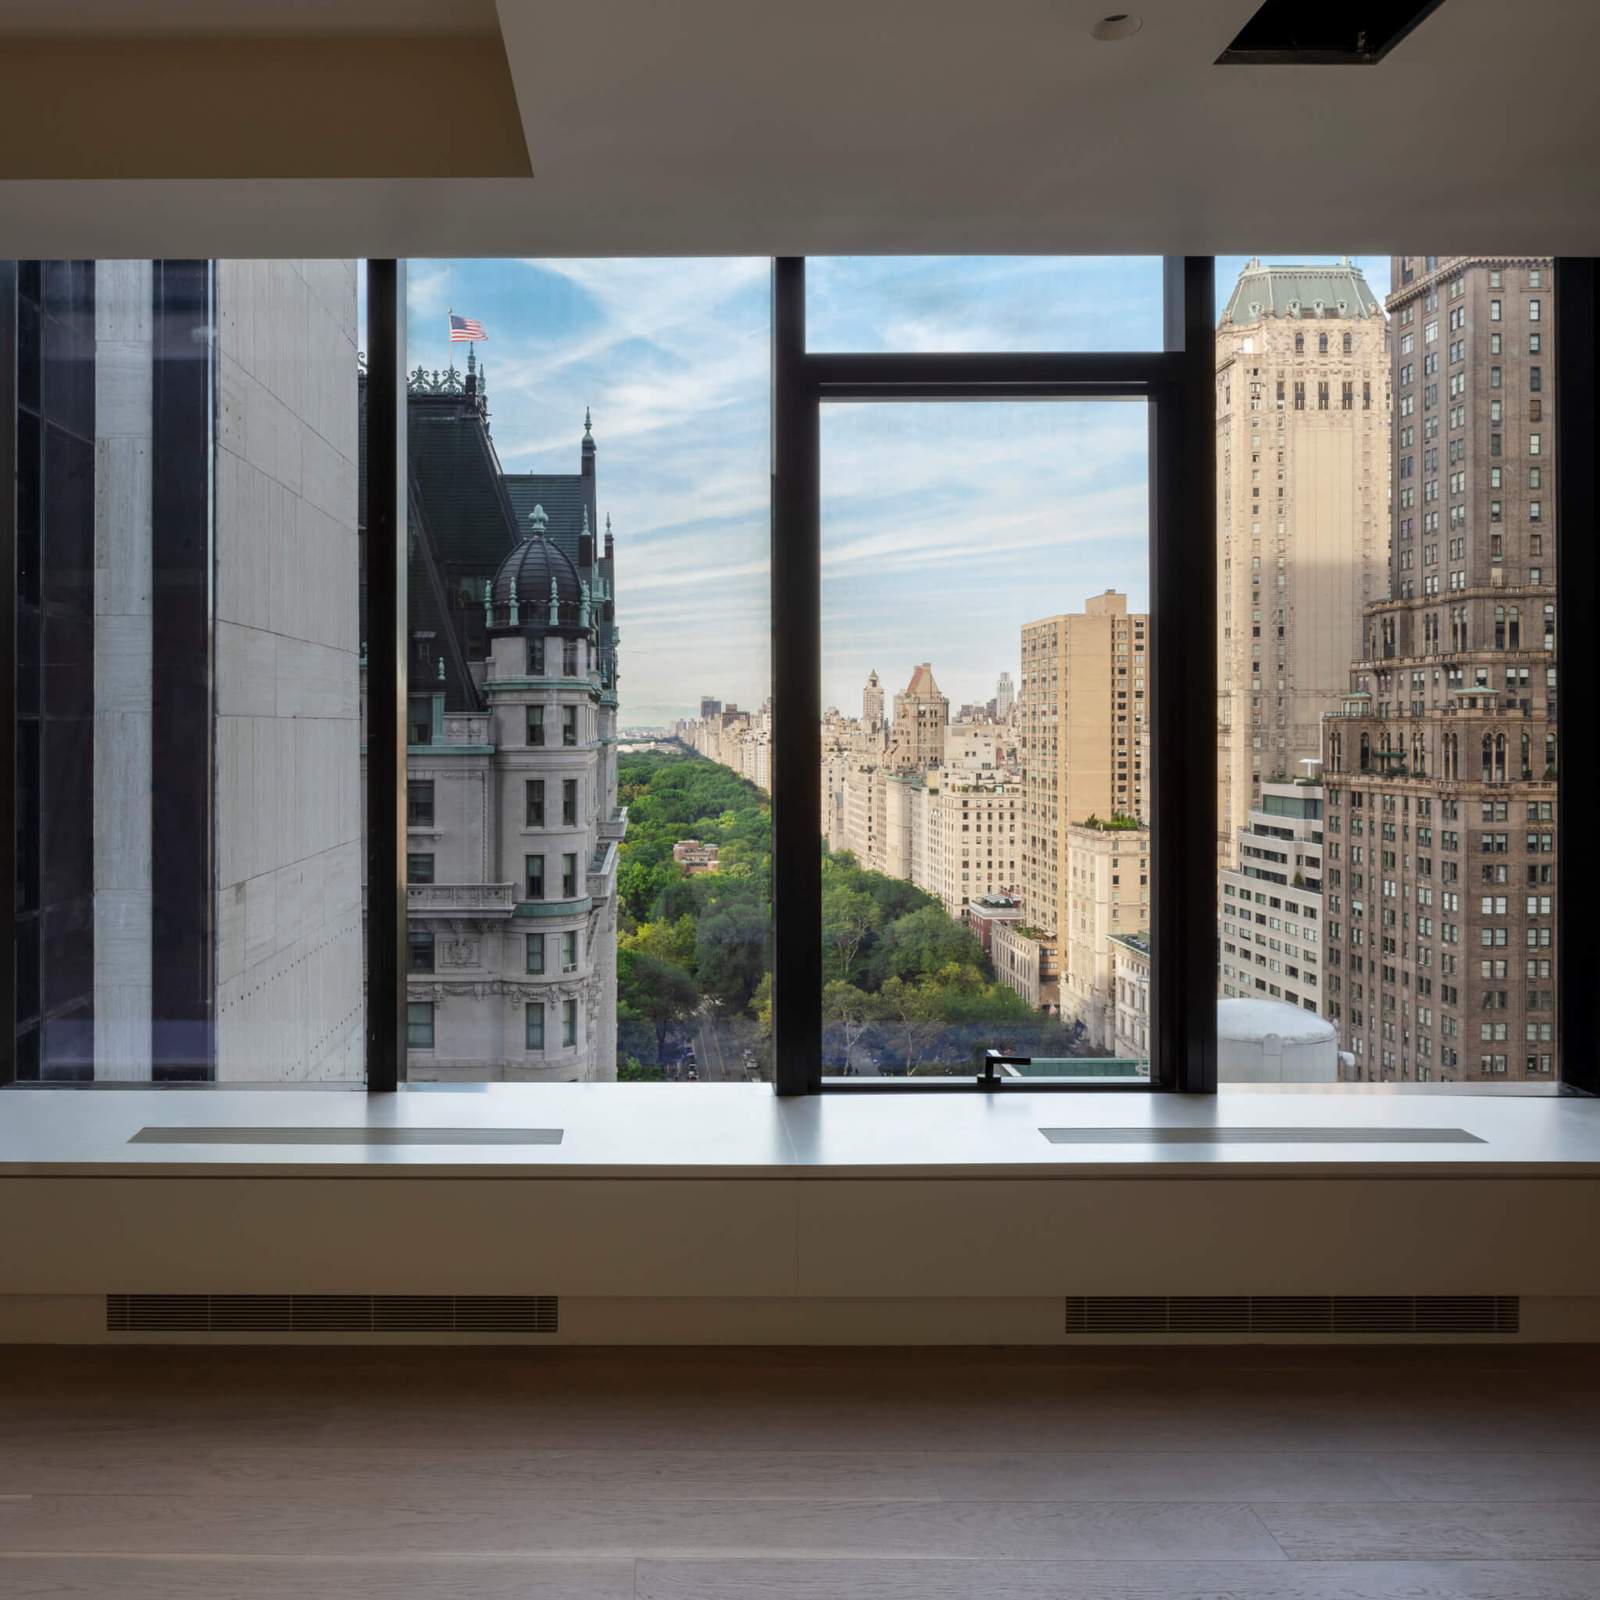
12,262,97,1079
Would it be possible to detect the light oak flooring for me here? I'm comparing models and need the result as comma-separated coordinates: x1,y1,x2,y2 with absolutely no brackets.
0,1346,1597,1597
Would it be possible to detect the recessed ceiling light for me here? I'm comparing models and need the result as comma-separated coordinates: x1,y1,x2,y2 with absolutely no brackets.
1091,13,1142,41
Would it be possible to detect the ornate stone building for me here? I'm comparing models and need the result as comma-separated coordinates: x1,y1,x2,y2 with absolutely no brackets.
1321,257,1557,1083
367,360,623,1081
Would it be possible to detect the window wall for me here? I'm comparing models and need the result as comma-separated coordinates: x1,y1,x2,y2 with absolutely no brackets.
8,255,1592,1096
397,261,771,1084
819,399,1151,1078
4,260,366,1084
1213,255,1565,1086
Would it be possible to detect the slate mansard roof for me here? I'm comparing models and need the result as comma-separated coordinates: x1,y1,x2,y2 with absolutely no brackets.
1220,258,1383,327
359,370,614,715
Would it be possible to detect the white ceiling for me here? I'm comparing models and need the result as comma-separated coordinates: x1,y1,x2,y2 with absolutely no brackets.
3,0,1598,256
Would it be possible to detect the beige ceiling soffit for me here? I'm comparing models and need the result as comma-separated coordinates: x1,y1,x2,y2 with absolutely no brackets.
0,34,532,179
0,0,502,37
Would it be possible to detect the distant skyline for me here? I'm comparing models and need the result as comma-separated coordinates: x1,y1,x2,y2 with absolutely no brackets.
394,255,1392,723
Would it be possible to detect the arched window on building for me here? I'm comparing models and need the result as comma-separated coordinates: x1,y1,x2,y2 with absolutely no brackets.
1295,331,1304,354
1520,731,1532,781
1343,331,1353,354
1508,606,1521,649
1330,731,1344,773
1494,606,1506,650
1359,733,1371,772
1482,733,1494,782
1318,332,1329,353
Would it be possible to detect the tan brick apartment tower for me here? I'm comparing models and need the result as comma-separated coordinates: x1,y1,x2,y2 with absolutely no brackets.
1321,257,1557,1083
996,591,1147,1020
1216,260,1389,868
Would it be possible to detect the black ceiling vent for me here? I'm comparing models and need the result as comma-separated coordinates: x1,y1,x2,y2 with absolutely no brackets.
1217,1,1448,65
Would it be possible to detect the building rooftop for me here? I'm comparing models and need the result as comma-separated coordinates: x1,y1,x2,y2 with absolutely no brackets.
1220,257,1383,327
1218,997,1336,1047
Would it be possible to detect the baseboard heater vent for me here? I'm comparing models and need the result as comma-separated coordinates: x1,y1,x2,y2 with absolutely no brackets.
106,1294,559,1333
1040,1127,1484,1146
1063,1295,1519,1335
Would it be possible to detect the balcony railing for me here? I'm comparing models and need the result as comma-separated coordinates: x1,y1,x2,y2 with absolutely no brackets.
587,841,619,903
407,882,518,917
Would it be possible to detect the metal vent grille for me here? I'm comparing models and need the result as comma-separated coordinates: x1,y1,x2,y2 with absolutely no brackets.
1040,1126,1483,1146
106,1294,559,1333
1063,1295,1518,1335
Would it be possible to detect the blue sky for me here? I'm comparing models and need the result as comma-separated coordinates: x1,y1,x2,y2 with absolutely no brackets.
399,255,1392,727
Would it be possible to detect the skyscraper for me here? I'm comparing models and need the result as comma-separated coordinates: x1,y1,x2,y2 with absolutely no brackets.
996,591,1148,1017
8,259,363,1083
1321,257,1557,1083
994,670,1015,721
862,669,884,737
1215,259,1388,867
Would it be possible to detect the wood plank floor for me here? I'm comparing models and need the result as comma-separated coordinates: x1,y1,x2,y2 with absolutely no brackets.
0,1347,1597,1598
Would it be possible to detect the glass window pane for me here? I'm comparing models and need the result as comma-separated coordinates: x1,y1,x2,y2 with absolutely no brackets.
402,259,770,1083
806,257,1165,352
1214,254,1558,1084
406,1001,434,1050
815,399,1151,1078
8,259,366,1084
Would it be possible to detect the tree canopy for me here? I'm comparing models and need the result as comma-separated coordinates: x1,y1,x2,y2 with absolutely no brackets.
616,749,1085,1074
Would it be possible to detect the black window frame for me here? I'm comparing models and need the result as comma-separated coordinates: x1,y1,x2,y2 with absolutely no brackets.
768,257,1217,1095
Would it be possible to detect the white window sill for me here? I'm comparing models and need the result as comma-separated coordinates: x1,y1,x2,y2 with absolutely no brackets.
2,1081,1598,1180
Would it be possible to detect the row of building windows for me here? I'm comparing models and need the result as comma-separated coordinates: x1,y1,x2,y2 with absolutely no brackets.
405,998,578,1052
404,927,583,976
526,778,581,828
526,853,582,900
527,705,581,747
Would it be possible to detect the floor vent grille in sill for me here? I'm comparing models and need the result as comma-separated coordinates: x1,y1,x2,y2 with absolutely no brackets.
1063,1294,1519,1335
106,1294,559,1333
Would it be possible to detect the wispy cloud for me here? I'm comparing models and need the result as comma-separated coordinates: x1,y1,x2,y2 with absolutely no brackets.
405,254,1390,725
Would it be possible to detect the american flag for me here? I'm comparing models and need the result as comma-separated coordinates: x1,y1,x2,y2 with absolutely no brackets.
449,313,487,343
